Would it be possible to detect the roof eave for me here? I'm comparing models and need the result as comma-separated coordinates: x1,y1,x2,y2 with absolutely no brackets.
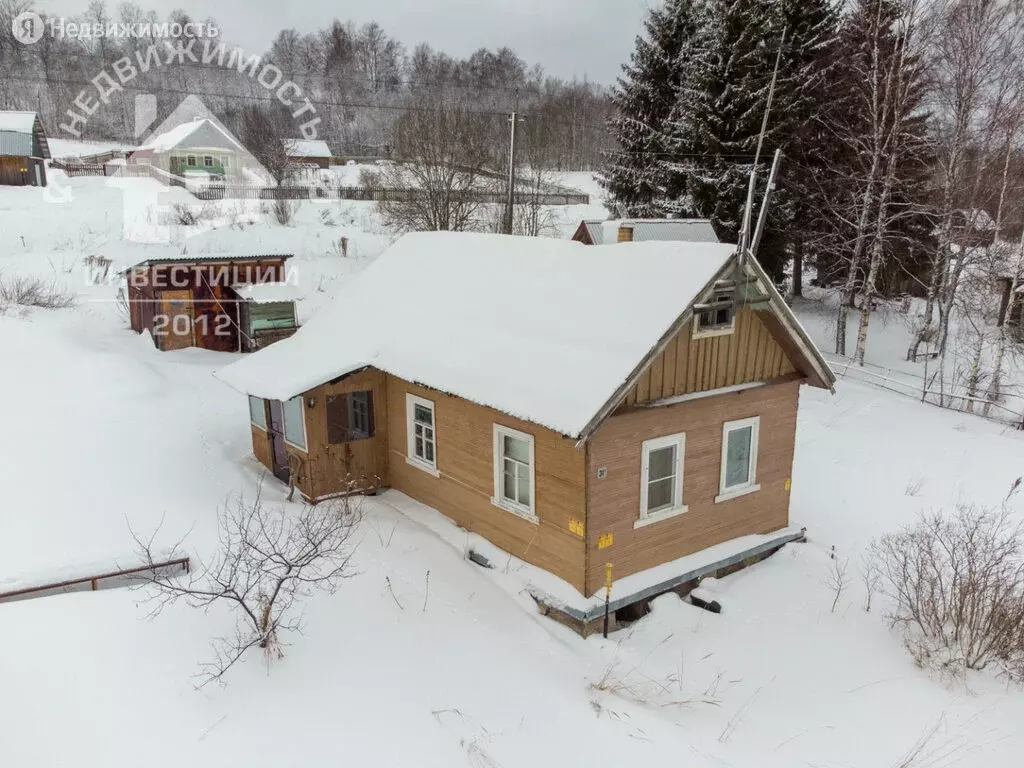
574,251,836,444
574,254,741,444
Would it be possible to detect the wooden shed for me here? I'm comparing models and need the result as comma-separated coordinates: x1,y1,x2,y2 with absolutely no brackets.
0,111,50,187
124,254,297,352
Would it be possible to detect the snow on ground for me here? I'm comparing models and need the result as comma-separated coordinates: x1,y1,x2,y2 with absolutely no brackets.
2,175,1024,766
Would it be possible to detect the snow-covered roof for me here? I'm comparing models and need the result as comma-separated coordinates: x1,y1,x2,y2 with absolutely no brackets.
124,253,293,271
217,232,735,437
233,282,303,303
284,139,332,158
138,119,243,153
582,218,719,245
0,111,38,134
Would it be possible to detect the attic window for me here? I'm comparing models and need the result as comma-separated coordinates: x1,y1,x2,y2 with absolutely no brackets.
694,290,736,338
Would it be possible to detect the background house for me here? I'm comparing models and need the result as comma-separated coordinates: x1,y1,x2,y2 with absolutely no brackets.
284,139,333,169
572,218,719,245
0,111,50,187
130,118,248,183
218,232,834,633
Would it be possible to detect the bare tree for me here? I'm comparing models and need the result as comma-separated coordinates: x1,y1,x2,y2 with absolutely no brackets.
133,485,360,686
366,99,496,232
908,0,1024,361
240,104,293,186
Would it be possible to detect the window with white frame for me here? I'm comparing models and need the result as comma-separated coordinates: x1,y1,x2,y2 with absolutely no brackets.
248,395,267,430
282,395,307,451
640,433,686,520
493,425,536,519
718,416,760,499
406,394,437,471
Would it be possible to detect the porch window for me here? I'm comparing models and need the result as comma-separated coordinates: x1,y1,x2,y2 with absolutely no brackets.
638,433,686,526
204,155,214,167
186,155,196,166
282,395,307,451
492,425,536,521
327,391,374,443
406,394,437,473
248,395,267,430
717,417,760,502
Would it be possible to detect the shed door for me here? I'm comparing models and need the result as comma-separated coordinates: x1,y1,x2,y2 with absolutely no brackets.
157,290,195,350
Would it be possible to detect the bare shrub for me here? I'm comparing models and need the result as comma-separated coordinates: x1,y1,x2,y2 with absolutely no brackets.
826,554,850,613
871,505,1024,681
172,203,200,226
272,197,298,225
0,273,77,310
133,485,361,686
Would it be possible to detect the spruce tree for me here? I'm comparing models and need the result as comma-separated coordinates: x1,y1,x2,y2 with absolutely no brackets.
669,0,841,279
602,0,705,217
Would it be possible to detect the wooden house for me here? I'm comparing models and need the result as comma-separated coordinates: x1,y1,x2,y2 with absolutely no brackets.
124,254,298,352
0,111,50,187
218,233,834,633
573,218,719,245
130,118,248,183
284,139,333,169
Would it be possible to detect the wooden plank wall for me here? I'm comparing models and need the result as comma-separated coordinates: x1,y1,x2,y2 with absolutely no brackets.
384,375,589,593
251,423,273,471
281,369,389,500
584,378,801,596
623,306,796,406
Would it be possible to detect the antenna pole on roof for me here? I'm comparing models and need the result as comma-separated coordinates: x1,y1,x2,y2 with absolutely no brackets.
751,148,783,259
737,27,787,261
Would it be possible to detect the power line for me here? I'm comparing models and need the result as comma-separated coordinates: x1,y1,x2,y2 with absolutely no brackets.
3,73,515,117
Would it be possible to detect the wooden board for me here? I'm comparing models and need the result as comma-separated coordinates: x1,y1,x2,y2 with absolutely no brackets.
157,290,194,350
621,305,796,406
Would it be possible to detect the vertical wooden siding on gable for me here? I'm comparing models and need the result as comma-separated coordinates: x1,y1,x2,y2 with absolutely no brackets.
584,378,801,596
384,375,589,593
623,305,796,406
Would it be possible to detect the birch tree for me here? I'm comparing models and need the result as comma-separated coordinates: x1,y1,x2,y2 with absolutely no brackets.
908,0,1024,361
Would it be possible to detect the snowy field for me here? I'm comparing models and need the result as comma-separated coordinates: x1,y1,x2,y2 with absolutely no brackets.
2,174,1024,766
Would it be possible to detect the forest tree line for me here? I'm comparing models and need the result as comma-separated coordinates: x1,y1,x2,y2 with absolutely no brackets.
0,0,613,170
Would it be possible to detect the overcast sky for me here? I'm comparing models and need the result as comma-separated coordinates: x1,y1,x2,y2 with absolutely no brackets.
39,0,649,84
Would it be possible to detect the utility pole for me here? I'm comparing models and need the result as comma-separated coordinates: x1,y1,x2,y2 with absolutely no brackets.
504,110,520,235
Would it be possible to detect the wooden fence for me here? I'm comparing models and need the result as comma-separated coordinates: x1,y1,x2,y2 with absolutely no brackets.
192,185,589,205
825,352,1024,428
48,160,590,205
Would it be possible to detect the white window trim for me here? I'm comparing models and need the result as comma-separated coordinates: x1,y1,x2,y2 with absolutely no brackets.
491,424,538,524
692,311,736,340
406,393,439,476
692,292,737,340
716,416,761,503
635,433,688,529
282,395,308,453
248,395,267,432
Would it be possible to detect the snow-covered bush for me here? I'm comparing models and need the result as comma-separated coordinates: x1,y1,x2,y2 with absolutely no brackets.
0,273,77,311
871,505,1024,681
272,197,298,225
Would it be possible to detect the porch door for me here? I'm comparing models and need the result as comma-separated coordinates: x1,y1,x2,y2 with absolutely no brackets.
157,290,195,351
267,400,291,483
